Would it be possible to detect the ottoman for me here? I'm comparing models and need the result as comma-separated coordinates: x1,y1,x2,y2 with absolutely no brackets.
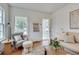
22,41,33,54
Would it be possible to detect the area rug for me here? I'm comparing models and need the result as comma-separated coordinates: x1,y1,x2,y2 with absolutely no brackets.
22,46,45,55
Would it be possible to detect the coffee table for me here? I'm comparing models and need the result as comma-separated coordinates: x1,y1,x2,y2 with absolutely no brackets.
44,45,67,55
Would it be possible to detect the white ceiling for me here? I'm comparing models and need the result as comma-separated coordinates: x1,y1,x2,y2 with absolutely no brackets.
9,3,68,14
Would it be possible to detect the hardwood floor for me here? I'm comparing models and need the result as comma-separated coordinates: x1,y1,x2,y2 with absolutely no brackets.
2,41,68,55
10,41,42,55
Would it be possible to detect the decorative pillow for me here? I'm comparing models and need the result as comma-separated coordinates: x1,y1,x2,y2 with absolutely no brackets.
57,33,66,41
74,34,79,43
64,34,75,43
14,35,22,41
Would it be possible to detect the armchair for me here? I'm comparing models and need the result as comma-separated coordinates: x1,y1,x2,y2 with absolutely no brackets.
12,32,25,49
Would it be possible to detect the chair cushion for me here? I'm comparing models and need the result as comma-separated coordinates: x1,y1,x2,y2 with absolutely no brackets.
23,41,33,48
16,40,24,44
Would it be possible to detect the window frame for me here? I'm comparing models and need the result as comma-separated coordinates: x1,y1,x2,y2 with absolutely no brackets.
0,8,5,41
14,16,28,35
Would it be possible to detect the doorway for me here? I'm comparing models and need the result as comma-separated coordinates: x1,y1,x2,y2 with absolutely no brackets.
42,18,50,46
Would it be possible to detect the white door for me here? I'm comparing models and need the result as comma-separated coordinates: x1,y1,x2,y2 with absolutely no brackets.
42,18,50,46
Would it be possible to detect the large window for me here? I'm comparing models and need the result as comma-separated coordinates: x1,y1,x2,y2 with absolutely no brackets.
15,16,28,35
0,8,4,41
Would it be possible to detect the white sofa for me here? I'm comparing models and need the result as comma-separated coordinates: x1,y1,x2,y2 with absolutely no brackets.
57,32,79,54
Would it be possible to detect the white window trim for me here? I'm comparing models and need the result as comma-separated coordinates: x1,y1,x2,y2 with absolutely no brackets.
0,8,5,41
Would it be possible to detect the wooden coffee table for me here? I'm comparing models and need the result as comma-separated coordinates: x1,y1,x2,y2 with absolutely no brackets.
44,46,67,55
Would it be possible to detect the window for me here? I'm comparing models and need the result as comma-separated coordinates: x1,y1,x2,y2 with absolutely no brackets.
15,16,28,35
0,8,5,41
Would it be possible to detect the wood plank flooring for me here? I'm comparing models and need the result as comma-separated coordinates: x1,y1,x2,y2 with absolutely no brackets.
2,41,68,55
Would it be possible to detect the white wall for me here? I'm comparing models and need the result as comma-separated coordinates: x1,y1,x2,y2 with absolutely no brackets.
51,4,79,38
10,6,51,41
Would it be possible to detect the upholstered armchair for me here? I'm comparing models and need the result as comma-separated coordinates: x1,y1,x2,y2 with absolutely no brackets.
12,32,25,49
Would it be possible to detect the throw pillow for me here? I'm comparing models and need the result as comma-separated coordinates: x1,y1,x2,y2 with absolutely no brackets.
74,34,79,43
57,33,66,41
64,35,75,43
14,35,22,41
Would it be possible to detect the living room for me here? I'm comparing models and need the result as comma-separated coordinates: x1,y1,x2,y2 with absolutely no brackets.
0,3,79,55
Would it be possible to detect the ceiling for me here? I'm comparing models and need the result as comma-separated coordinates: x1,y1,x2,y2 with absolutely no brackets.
9,3,68,14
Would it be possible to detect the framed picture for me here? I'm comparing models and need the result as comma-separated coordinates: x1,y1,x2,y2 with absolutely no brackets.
70,9,79,29
33,23,39,32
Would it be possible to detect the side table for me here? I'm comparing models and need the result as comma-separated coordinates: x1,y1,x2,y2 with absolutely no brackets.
2,40,13,55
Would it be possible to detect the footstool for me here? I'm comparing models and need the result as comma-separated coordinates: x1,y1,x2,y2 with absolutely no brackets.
22,41,33,54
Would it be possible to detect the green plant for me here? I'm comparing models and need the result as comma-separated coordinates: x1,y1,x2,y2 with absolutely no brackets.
51,37,61,49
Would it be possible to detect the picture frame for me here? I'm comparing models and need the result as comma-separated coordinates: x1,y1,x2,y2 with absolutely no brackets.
70,9,79,29
33,23,39,32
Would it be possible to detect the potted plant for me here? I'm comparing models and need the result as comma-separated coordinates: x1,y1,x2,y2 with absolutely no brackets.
50,37,61,50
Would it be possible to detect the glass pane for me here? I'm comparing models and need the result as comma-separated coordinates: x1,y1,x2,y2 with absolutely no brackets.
0,25,3,40
0,10,2,17
0,25,3,31
0,17,2,23
15,16,27,34
0,32,3,39
0,9,4,41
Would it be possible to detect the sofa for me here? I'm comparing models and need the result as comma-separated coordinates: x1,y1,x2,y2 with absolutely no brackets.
57,32,79,55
